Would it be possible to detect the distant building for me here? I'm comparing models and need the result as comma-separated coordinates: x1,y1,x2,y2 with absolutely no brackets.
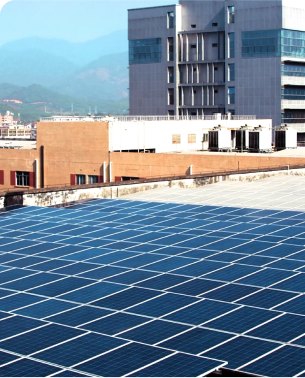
128,0,305,139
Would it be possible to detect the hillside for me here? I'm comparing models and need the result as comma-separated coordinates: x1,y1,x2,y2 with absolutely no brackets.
51,52,129,101
0,49,79,87
0,84,128,122
0,32,130,112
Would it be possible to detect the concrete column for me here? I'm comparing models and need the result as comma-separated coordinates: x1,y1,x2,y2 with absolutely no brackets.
109,162,112,182
190,165,193,175
103,162,106,183
35,159,39,189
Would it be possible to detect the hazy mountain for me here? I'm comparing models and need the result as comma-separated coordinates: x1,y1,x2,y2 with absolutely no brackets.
0,30,128,66
51,52,129,101
0,83,128,122
0,83,21,99
0,31,129,107
0,49,79,87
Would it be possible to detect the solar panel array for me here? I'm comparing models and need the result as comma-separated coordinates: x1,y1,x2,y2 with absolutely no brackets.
0,198,305,376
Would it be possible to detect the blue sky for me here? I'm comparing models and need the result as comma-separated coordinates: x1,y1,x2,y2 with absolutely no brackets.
0,0,175,45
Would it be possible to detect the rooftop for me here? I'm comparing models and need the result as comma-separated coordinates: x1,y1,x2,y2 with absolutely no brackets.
0,175,305,376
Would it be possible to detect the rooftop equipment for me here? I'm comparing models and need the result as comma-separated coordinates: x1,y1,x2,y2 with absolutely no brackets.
275,125,297,150
208,125,231,152
248,125,272,153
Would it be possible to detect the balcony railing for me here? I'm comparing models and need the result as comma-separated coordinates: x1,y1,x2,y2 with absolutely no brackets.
40,114,257,122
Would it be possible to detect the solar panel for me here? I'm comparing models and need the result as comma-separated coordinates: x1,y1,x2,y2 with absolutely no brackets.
1,196,305,376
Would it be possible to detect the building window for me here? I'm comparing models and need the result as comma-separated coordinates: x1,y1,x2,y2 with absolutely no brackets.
282,64,305,77
241,29,281,58
16,171,29,186
172,134,181,144
167,11,174,28
228,87,235,104
168,37,174,61
202,133,208,142
168,88,174,105
281,88,305,100
212,22,218,27
168,67,174,83
76,174,86,185
191,24,196,28
228,63,235,81
228,6,235,24
88,175,98,184
168,110,175,116
215,90,218,93
129,38,162,64
212,43,218,47
191,44,196,49
228,109,235,115
228,33,235,58
281,29,305,58
188,134,196,143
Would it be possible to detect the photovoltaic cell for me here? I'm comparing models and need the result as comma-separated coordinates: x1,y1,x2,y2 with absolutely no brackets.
0,358,60,377
34,332,127,367
201,336,280,370
129,352,226,377
1,197,305,377
0,323,85,355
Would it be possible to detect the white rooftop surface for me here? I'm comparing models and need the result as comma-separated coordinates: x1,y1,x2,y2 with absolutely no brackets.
122,175,305,211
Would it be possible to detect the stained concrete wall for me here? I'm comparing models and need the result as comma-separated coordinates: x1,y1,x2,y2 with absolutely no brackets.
0,167,301,209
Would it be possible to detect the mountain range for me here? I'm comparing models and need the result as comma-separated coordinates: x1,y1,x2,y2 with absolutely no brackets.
0,30,130,119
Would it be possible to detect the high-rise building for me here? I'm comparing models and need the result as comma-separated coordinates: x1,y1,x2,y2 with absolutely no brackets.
128,0,305,133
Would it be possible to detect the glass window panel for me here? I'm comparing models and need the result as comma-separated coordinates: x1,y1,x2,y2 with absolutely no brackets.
129,38,162,64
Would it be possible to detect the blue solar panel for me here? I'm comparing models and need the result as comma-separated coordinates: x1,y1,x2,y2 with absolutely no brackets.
248,313,305,342
0,323,85,355
243,345,305,376
15,299,78,319
164,299,239,325
202,336,280,370
2,199,305,377
91,286,161,310
34,333,127,367
0,316,44,340
59,281,126,303
205,306,279,333
235,288,298,309
0,358,60,377
119,319,190,344
0,293,44,311
129,352,226,377
159,327,234,354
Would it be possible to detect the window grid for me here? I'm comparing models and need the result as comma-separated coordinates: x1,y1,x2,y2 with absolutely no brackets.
281,64,305,77
172,134,181,144
129,38,162,64
228,6,235,24
228,63,235,81
188,134,196,143
16,171,29,186
242,29,305,58
228,33,235,58
76,174,86,185
228,87,235,105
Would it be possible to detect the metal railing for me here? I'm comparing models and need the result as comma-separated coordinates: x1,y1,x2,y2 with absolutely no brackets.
40,114,257,122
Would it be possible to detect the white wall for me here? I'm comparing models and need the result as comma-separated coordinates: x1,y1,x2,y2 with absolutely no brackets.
109,119,272,153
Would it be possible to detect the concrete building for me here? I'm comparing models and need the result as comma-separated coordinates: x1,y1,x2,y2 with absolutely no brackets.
128,0,305,138
0,115,302,191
